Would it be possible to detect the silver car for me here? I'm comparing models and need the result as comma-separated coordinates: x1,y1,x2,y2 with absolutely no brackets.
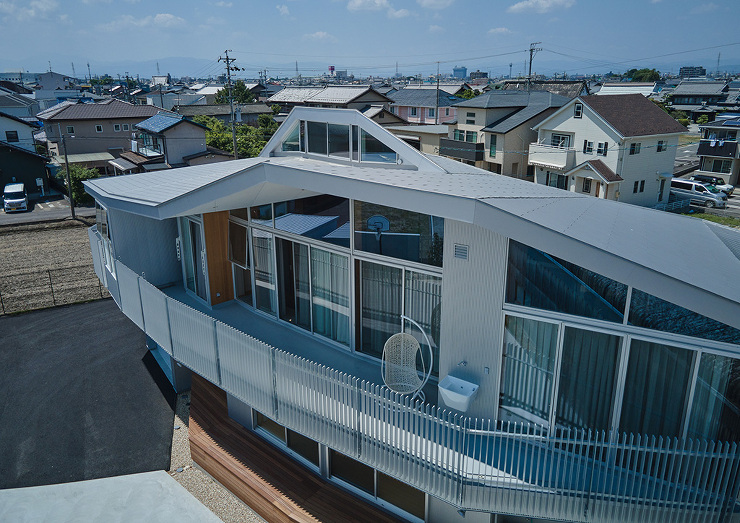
670,179,726,208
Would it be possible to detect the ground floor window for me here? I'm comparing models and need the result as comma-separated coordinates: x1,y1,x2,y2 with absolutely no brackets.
545,171,568,190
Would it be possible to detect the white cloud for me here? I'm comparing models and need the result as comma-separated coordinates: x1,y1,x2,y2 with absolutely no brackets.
276,4,289,15
215,1,233,6
347,0,388,10
0,0,59,20
417,0,453,8
428,24,444,33
98,13,185,31
487,27,511,35
507,0,575,14
690,2,718,14
304,31,337,42
387,7,409,18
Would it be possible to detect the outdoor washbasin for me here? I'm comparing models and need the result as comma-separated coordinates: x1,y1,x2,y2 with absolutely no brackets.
438,375,479,412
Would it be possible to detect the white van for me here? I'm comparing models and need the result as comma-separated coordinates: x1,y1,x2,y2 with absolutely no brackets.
3,183,28,212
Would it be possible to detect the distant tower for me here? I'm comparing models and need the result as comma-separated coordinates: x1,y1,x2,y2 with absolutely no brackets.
509,63,513,79
71,62,76,79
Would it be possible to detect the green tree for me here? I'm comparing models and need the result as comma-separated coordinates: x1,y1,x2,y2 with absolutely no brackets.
626,68,660,82
214,80,255,104
271,104,281,115
64,164,99,205
697,115,709,125
459,89,481,100
193,113,279,159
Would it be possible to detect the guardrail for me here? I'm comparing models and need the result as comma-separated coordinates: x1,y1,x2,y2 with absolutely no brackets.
90,229,740,522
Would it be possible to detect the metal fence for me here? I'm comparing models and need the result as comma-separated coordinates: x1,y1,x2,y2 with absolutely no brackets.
0,264,110,315
101,245,740,522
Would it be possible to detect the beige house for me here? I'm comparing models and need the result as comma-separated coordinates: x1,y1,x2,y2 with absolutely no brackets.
386,124,449,154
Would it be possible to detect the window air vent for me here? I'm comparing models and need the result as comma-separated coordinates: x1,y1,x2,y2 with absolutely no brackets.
454,244,469,260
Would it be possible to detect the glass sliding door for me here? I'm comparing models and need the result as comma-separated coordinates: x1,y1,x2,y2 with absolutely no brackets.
229,220,253,306
404,271,441,376
556,327,621,431
688,353,740,442
276,238,311,331
358,261,402,360
180,216,208,301
252,228,276,314
311,247,350,346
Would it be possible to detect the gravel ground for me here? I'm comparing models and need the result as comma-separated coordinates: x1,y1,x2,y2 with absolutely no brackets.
167,391,265,523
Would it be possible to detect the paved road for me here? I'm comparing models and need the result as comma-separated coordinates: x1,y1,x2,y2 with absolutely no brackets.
0,196,95,226
0,299,175,489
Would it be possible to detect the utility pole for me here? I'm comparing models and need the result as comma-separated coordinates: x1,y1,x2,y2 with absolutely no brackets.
71,62,76,80
527,42,542,92
219,50,241,159
58,124,76,220
509,62,513,79
435,61,440,125
87,62,91,83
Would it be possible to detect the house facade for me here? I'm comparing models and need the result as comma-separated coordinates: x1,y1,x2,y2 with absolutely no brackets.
133,112,211,167
697,116,740,185
530,94,686,207
388,88,461,125
441,90,569,178
86,107,740,523
0,111,38,153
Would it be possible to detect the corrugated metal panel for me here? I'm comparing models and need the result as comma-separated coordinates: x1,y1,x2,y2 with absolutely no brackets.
167,299,220,385
88,227,104,281
140,278,172,355
216,322,274,417
116,261,144,329
439,220,508,419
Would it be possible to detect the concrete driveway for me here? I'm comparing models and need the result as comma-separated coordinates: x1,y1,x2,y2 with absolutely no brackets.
0,299,175,489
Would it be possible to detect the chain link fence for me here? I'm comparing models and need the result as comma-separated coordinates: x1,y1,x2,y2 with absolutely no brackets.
0,264,110,315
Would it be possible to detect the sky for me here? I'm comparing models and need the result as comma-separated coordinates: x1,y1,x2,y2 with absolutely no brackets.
1,0,739,80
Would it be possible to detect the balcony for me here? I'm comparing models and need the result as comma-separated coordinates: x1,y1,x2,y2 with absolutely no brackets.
90,228,740,522
439,138,484,162
697,139,739,159
528,143,577,171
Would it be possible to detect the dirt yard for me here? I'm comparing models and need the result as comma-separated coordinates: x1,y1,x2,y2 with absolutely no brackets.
0,218,106,313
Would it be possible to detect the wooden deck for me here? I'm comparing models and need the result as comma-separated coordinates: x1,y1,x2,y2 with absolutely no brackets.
189,374,404,523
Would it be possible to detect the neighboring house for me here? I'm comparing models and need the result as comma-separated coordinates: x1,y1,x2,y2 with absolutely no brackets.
133,112,211,167
387,88,461,124
0,111,39,152
530,94,686,206
0,87,40,119
38,99,160,158
386,124,449,154
37,71,74,91
595,82,658,97
267,85,390,113
86,106,740,523
668,80,729,121
500,79,590,99
405,83,471,96
0,140,49,194
440,90,569,177
697,116,740,185
175,103,274,126
358,105,406,126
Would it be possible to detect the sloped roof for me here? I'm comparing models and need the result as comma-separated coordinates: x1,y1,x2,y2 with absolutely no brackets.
389,88,463,108
37,99,160,121
182,146,233,161
135,112,208,134
405,83,469,95
268,86,387,105
267,87,325,103
483,104,559,134
580,94,687,137
501,80,587,99
0,110,39,128
671,81,728,96
175,104,273,117
456,90,569,110
596,83,657,97
565,159,623,183
0,139,47,160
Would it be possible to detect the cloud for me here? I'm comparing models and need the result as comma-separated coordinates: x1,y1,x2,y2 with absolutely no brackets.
417,0,454,8
428,24,444,33
215,1,233,6
0,0,59,20
690,2,718,14
304,31,337,42
98,13,186,31
507,0,575,14
276,4,289,15
650,0,662,3
487,27,512,35
387,7,409,18
347,0,388,10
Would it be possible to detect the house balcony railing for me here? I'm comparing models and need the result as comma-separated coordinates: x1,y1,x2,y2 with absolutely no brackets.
439,138,485,162
89,227,740,523
697,139,739,159
528,143,577,171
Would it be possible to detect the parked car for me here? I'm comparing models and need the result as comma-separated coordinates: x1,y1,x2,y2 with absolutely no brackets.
690,174,734,195
670,179,727,208
3,183,28,212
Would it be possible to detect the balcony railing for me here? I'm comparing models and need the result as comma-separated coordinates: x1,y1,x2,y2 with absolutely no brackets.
528,143,577,171
90,228,740,522
697,139,739,159
439,138,485,162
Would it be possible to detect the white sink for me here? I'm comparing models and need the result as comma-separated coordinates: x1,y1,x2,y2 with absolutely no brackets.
438,375,479,412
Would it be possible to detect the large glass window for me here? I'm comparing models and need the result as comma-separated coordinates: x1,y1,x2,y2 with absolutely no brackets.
228,221,248,267
620,339,693,438
276,239,311,331
354,200,444,267
358,261,402,360
360,129,396,163
688,353,740,442
506,240,628,323
328,123,350,158
307,121,328,155
180,217,208,301
250,204,273,227
281,122,301,152
404,271,442,376
629,289,740,346
253,229,276,314
311,247,350,346
274,195,350,248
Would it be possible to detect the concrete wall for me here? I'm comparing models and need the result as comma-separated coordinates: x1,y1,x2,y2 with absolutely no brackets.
163,123,207,165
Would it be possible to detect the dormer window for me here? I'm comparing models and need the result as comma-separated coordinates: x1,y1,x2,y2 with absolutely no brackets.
574,103,583,118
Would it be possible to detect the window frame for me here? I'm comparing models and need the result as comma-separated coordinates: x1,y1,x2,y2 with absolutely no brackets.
582,178,592,193
95,124,103,133
574,103,583,118
66,125,75,134
657,140,666,152
5,130,19,143
629,143,641,155
114,124,121,132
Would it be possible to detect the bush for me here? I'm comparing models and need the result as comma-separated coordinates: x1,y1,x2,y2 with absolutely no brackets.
678,118,691,127
697,115,709,125
63,164,100,205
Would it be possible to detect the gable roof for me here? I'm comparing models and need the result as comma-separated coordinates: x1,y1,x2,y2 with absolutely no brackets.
135,111,208,134
596,83,657,97
455,90,569,110
389,88,463,108
501,80,588,99
0,139,47,160
579,94,687,137
0,110,39,128
483,103,560,134
175,103,273,118
36,99,160,121
267,86,388,105
565,159,623,183
671,81,728,96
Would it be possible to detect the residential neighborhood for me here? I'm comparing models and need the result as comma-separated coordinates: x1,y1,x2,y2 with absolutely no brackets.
3,2,740,523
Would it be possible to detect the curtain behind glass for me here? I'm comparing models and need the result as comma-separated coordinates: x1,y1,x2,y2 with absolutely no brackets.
253,229,276,314
620,339,693,438
311,248,349,346
404,271,441,376
556,327,620,431
359,261,402,359
294,243,311,331
688,353,740,442
499,316,559,427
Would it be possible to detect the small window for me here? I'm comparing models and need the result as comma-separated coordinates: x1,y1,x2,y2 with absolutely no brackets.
633,181,639,193
629,143,641,155
445,108,450,116
657,140,666,152
466,119,475,125
410,107,417,116
95,124,103,133
390,106,397,114
66,125,75,134
574,103,583,118
5,130,19,143
582,178,592,193
122,124,130,131
639,180,645,192
597,142,608,156
489,134,497,158
583,140,593,154
428,108,435,118
466,112,475,118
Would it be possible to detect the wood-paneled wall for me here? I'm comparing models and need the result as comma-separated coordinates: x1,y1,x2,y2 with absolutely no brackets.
203,211,234,305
